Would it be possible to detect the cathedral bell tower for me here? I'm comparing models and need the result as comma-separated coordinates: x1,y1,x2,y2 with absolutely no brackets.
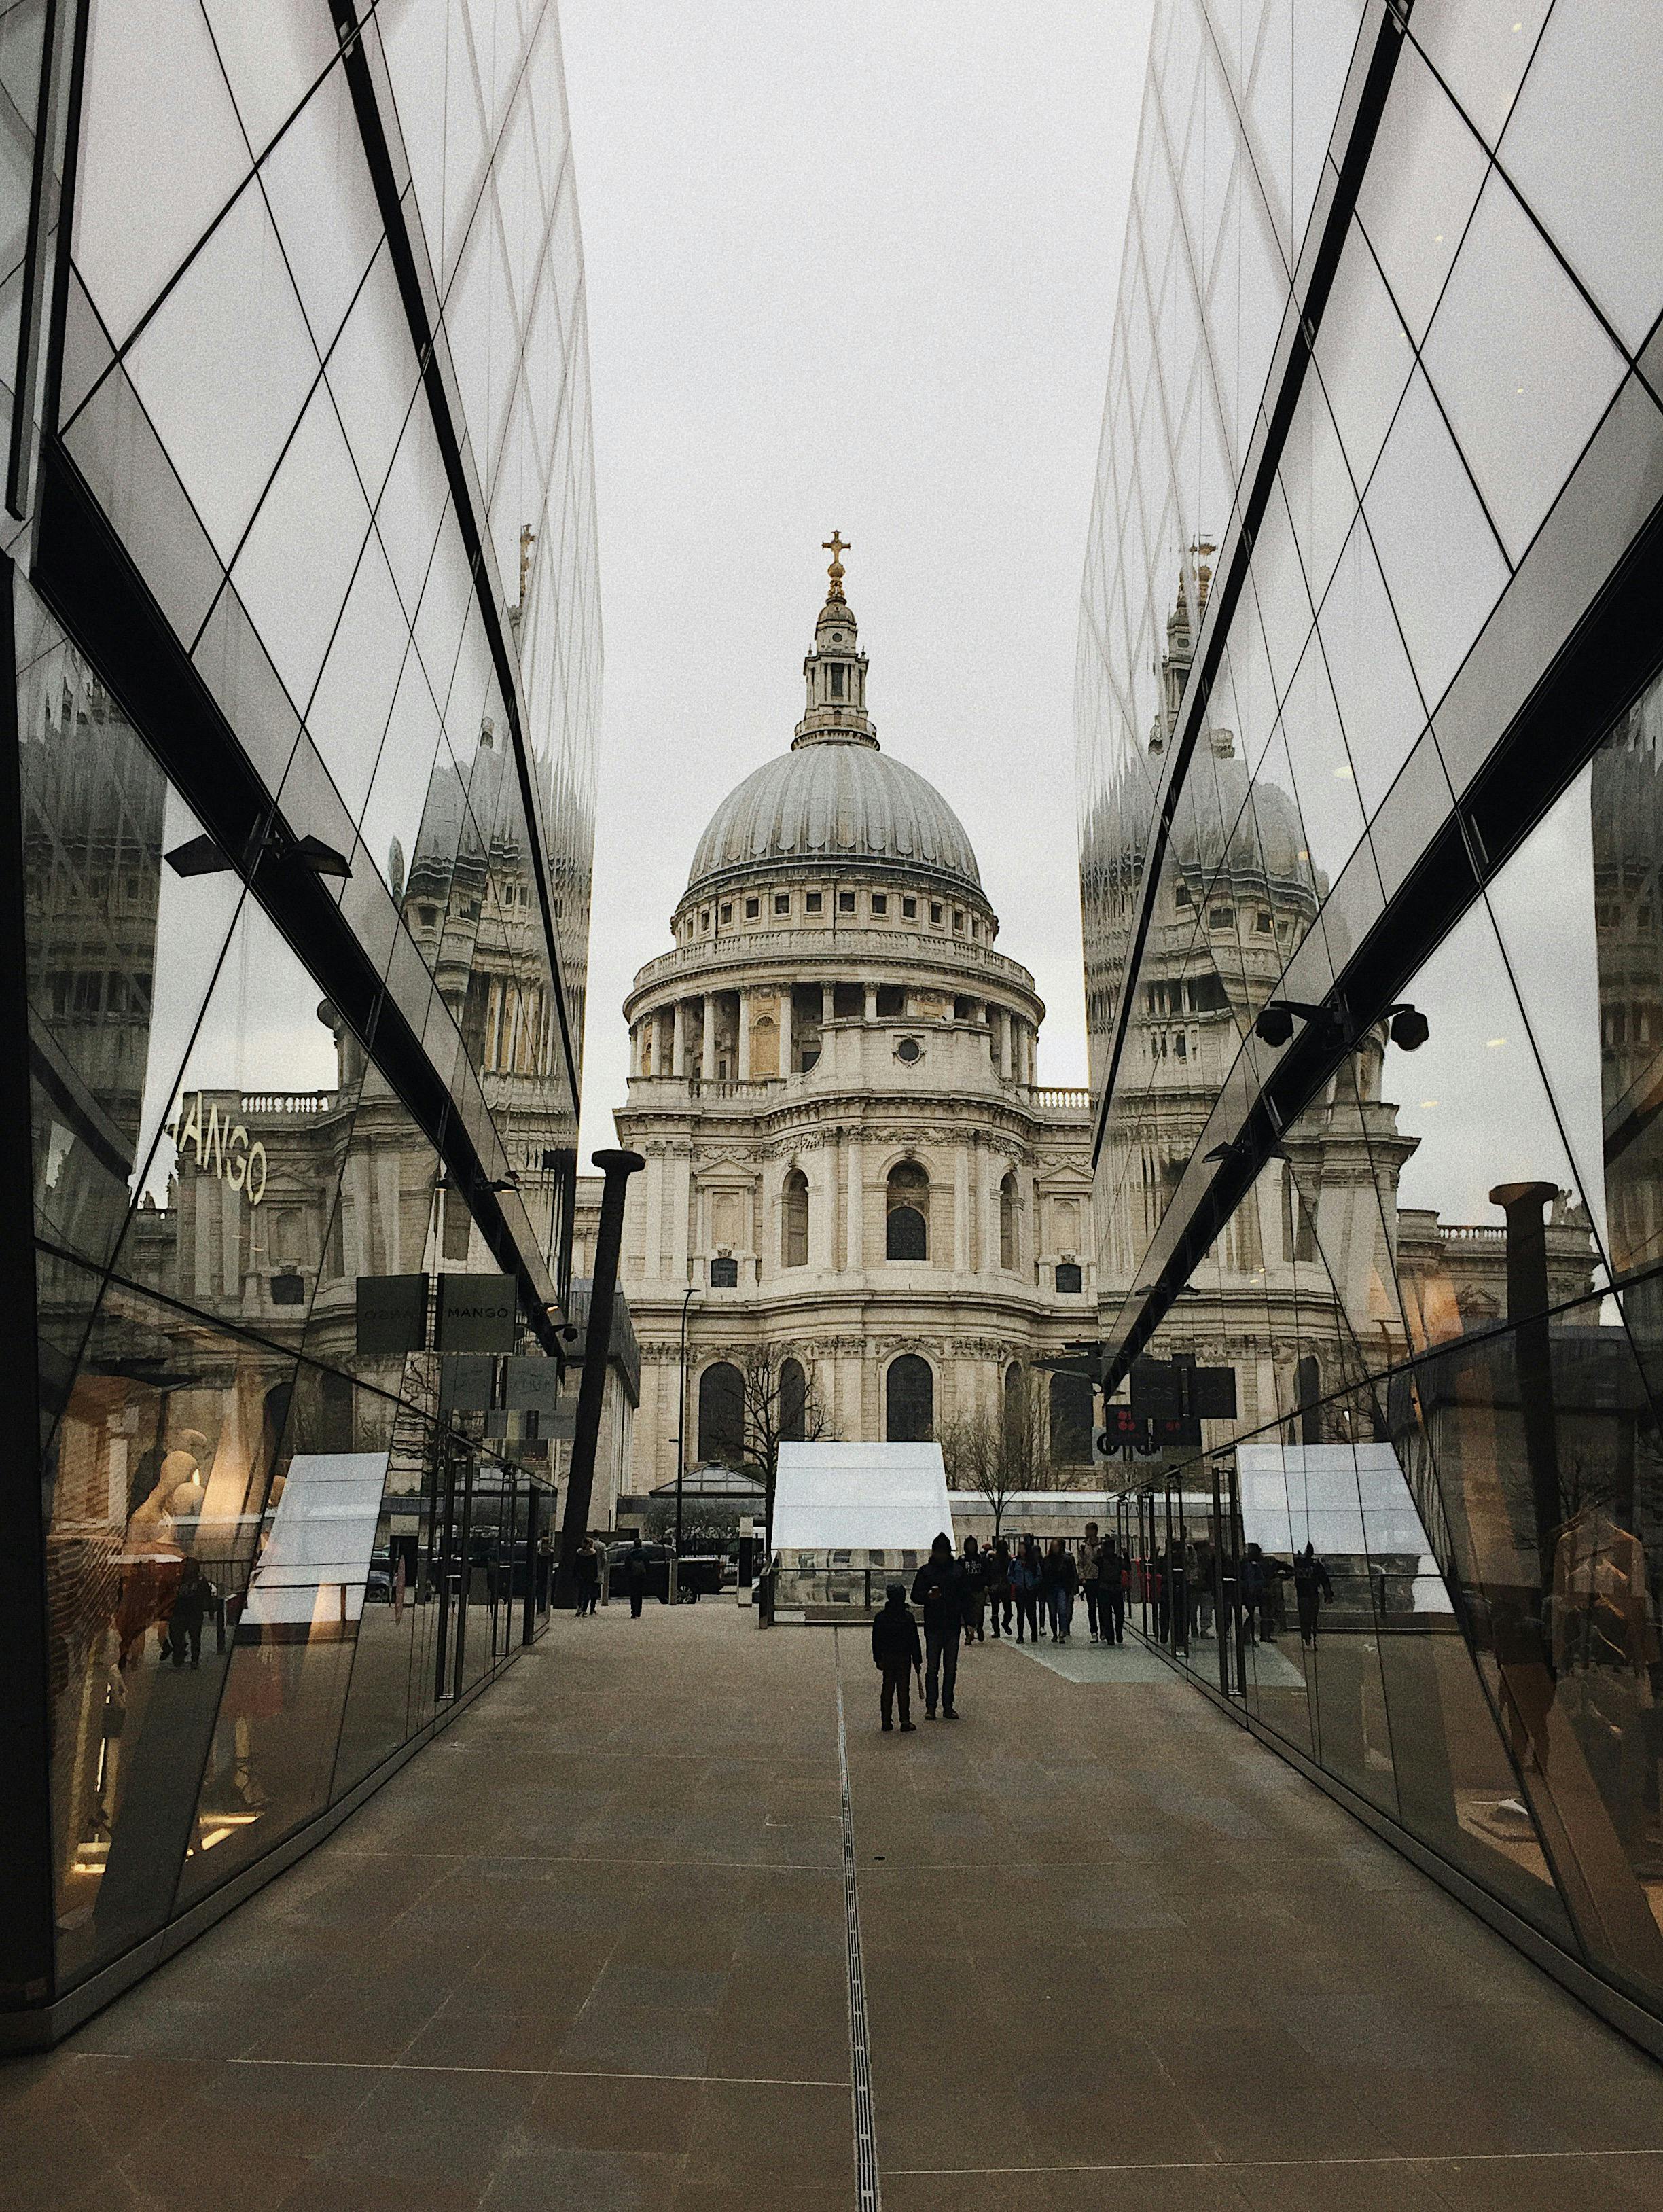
795,531,877,749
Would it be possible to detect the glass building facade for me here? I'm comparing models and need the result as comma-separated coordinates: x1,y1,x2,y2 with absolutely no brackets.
1078,1,1663,2046
0,1,600,2040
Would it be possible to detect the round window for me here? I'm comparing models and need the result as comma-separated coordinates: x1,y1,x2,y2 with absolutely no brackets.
895,1037,923,1065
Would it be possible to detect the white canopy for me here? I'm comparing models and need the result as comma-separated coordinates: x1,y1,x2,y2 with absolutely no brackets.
772,1442,955,1554
1236,1442,1452,1611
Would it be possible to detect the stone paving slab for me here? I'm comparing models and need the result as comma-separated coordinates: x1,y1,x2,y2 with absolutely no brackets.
3,1599,1663,2210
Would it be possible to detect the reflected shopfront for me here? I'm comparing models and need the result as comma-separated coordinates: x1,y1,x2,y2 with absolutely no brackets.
0,0,598,2043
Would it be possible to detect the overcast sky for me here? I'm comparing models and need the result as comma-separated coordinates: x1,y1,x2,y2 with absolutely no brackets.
559,0,1158,1157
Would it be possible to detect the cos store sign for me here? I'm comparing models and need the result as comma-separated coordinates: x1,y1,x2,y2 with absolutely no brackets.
174,1092,269,1206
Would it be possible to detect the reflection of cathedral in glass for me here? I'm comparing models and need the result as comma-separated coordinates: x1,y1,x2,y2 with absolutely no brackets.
1077,0,1663,2051
2,0,600,2037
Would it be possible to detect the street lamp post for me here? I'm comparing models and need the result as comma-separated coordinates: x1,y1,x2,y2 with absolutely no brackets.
673,1281,700,1562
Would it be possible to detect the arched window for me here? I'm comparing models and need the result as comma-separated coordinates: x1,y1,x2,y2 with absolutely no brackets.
697,1361,745,1465
999,1172,1017,1270
780,1357,807,1443
887,1354,933,1442
1048,1371,1094,1465
1295,1353,1322,1448
781,1169,809,1268
886,1160,929,1261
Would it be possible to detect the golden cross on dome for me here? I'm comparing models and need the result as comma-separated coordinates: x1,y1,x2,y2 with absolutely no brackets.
822,531,851,599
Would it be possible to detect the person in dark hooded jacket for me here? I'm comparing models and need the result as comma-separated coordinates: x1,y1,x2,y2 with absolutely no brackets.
871,1582,922,1731
910,1533,965,1719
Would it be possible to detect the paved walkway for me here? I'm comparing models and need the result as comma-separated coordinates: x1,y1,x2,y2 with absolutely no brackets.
7,1601,1663,2209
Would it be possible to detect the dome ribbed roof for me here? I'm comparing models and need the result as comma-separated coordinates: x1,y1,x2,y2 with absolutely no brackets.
687,735,982,895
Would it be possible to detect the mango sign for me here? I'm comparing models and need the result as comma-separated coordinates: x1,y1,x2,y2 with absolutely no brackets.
175,1093,268,1206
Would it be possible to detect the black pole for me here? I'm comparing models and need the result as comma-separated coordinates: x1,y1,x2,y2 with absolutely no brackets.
1489,1179,1562,1587
556,1148,643,1607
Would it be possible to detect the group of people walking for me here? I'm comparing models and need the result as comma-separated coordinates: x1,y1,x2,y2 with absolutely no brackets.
969,1525,1129,1649
871,1522,1133,1731
872,1524,1340,1728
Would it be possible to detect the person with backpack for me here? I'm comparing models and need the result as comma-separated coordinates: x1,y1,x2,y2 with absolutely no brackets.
1080,1522,1104,1643
1013,1537,1043,1645
1043,1537,1079,1643
910,1532,966,1719
960,1534,987,1645
986,1537,1014,1638
871,1582,923,1732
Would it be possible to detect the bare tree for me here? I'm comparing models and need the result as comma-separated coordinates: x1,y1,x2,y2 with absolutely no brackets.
734,1345,830,1544
943,1371,1090,1541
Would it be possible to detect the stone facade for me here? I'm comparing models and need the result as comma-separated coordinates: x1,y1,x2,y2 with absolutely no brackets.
579,557,1099,1504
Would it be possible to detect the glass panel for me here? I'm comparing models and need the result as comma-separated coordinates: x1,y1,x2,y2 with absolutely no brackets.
1363,367,1510,711
257,58,384,360
1421,170,1627,565
1409,1,1552,147
44,1264,300,1985
228,375,372,713
1355,36,1491,346
1499,0,1663,353
72,0,252,349
121,175,318,565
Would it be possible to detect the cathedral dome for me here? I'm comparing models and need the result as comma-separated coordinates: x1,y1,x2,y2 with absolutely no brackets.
687,736,982,897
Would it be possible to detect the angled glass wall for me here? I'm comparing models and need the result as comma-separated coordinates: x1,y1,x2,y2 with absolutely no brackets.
0,0,597,2040
1080,0,1663,2042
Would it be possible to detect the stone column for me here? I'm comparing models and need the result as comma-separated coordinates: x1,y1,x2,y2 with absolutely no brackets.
672,1000,689,1078
846,1136,862,1271
737,988,752,1080
863,982,878,1020
821,981,835,1026
999,1007,1013,1081
641,1150,662,1280
670,1146,692,1278
701,997,718,1080
779,987,794,1075
954,1145,971,1274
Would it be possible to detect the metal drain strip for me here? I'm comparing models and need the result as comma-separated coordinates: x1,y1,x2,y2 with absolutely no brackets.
834,1639,882,2211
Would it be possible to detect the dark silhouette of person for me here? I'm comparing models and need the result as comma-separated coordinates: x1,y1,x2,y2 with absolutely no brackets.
1293,1541,1334,1646
960,1534,987,1643
871,1582,923,1731
1014,1537,1043,1644
165,1559,215,1670
624,1537,649,1619
986,1537,1014,1637
575,1537,601,1617
1240,1542,1290,1641
910,1532,965,1719
1098,1537,1126,1644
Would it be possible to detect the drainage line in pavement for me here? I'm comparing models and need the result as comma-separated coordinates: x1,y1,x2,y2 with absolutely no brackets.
834,1634,882,2212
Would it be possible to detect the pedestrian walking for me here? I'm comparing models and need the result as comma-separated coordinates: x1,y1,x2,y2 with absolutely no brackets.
1240,1542,1289,1642
1099,1535,1127,1643
1190,1536,1215,1638
872,1582,922,1732
1043,1537,1079,1642
987,1537,1014,1638
910,1532,965,1719
624,1536,649,1620
1293,1541,1334,1646
1014,1537,1043,1644
961,1534,987,1644
575,1537,601,1617
165,1559,215,1669
1080,1522,1103,1643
